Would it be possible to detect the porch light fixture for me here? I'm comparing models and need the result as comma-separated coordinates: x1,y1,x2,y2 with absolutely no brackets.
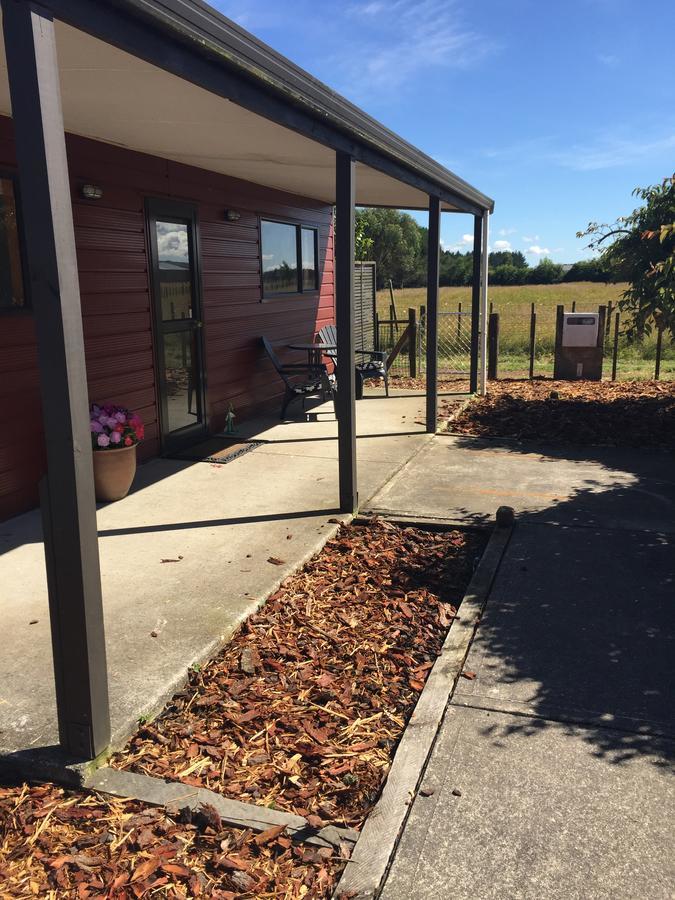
80,183,103,200
225,208,241,221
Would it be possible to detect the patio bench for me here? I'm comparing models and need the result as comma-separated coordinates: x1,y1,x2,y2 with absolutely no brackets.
316,324,389,399
261,336,336,420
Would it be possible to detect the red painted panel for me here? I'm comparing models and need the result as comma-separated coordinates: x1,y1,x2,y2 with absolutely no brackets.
1,114,335,520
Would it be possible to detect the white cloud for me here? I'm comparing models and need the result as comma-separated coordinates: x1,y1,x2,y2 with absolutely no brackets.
443,232,474,251
493,239,512,250
598,53,619,67
527,245,550,256
498,227,517,236
481,128,675,172
156,222,188,264
552,132,675,171
338,0,496,92
522,235,539,243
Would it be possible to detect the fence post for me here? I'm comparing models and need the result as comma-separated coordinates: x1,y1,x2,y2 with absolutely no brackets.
419,305,426,375
374,311,380,351
487,312,499,380
655,325,664,380
529,302,536,379
571,300,576,312
606,301,613,341
612,312,620,381
457,301,462,340
408,307,417,378
553,305,564,379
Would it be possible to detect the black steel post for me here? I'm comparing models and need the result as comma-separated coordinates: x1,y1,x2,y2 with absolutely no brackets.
425,196,441,432
2,0,110,758
469,215,482,393
487,313,500,380
335,151,357,513
612,312,620,381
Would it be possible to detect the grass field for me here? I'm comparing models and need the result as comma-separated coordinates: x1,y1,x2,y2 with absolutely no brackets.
376,282,675,380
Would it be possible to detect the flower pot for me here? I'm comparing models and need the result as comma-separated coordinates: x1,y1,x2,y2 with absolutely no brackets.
93,443,137,502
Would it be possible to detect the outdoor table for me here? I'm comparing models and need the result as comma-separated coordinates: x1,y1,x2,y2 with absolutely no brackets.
287,341,336,366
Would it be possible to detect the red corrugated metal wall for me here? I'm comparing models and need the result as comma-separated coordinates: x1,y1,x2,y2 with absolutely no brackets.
0,116,335,520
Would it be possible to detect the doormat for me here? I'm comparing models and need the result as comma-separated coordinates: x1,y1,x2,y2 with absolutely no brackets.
169,437,264,465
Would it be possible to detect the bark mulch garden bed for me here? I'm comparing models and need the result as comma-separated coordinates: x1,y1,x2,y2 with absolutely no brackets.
1,520,485,898
0,785,340,898
444,379,675,448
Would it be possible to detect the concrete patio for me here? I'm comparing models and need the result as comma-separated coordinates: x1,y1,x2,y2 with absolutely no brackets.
0,389,431,758
367,431,675,900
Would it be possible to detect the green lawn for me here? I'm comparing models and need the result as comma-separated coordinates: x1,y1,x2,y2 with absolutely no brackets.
377,282,674,381
376,281,626,317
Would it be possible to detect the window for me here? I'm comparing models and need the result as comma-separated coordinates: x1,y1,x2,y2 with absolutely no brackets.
301,227,318,291
261,219,318,297
0,177,25,311
155,220,193,321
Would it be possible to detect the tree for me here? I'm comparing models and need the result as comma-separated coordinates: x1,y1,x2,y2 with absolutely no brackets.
490,263,524,286
354,208,423,288
439,250,473,286
578,175,675,339
489,250,527,269
527,257,563,284
562,258,609,283
354,213,373,261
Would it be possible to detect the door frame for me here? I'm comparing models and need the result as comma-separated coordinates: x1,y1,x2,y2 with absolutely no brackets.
146,197,207,452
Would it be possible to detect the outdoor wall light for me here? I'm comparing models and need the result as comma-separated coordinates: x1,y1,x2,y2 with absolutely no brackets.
225,209,241,221
80,183,103,200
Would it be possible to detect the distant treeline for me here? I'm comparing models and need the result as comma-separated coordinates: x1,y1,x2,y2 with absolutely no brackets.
355,208,613,289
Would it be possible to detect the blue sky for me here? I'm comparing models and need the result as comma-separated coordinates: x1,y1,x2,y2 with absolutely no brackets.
214,0,674,263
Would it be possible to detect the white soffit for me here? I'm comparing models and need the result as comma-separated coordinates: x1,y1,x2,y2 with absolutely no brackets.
0,19,461,212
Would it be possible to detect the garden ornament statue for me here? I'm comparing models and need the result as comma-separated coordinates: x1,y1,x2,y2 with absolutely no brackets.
225,403,236,434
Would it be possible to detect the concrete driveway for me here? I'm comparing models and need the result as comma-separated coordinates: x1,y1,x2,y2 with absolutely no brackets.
372,432,675,900
368,432,675,533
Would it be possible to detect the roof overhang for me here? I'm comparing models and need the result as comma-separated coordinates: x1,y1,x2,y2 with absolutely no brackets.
0,0,494,216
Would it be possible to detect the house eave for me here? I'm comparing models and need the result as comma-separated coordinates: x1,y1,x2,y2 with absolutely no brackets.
50,0,495,214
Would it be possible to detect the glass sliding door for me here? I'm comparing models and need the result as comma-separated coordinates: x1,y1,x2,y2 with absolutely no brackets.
147,200,206,450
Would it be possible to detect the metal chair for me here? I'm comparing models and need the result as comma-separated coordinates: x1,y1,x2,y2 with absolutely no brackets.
261,336,336,420
316,324,389,398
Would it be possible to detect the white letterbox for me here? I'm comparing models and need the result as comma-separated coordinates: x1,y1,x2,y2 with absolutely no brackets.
562,313,599,348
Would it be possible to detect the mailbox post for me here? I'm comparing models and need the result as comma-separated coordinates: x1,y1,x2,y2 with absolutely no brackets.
553,305,606,380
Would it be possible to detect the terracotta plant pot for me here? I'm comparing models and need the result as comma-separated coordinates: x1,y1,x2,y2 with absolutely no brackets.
92,443,137,502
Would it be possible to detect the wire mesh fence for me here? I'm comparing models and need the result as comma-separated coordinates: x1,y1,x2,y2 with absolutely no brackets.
437,311,472,376
374,307,473,379
373,296,674,383
491,300,674,381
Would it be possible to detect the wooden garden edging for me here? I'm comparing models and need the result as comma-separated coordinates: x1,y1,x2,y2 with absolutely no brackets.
85,766,359,851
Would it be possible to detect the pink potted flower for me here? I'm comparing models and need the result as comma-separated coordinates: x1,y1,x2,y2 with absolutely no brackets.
90,403,144,501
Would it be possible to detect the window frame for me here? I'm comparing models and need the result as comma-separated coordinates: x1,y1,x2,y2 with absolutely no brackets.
259,216,319,300
0,170,30,316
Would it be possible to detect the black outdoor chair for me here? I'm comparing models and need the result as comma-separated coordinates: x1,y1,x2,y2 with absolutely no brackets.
261,336,336,420
316,324,389,398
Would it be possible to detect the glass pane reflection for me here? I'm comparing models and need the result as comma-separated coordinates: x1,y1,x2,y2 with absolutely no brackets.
163,330,198,432
301,227,317,290
261,220,298,294
156,220,192,320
